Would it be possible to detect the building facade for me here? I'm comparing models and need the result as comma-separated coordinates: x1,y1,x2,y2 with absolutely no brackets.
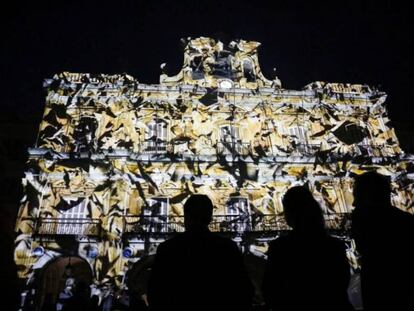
14,37,414,308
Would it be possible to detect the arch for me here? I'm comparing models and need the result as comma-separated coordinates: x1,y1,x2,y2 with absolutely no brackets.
34,256,93,311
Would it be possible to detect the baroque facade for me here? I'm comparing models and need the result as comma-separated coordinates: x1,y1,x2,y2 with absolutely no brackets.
14,37,414,307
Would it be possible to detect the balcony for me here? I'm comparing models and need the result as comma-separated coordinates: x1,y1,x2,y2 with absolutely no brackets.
291,143,321,156
123,213,351,236
137,141,322,157
324,213,352,232
140,141,171,154
216,141,251,156
355,144,398,157
35,218,101,237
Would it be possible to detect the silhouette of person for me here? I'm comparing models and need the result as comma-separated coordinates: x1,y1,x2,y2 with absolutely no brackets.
129,290,148,311
351,171,414,310
62,281,90,311
88,295,100,311
147,194,253,311
40,293,55,311
262,186,354,311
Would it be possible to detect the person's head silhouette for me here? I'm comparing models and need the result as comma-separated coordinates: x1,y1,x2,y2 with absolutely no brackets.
75,280,89,296
353,171,391,210
184,194,213,232
282,185,325,234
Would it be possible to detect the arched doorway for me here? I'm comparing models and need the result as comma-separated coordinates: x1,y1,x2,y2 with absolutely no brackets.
36,256,92,311
126,256,154,309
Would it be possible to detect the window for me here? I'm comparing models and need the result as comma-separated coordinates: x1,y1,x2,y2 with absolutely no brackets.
143,198,169,232
288,126,308,153
146,197,168,216
226,197,251,232
220,125,239,142
227,197,248,215
288,126,307,142
73,116,98,152
219,125,244,154
144,120,168,153
57,199,88,234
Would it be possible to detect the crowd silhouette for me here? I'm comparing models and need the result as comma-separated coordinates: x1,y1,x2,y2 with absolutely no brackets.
15,172,414,310
147,194,253,311
351,172,414,310
262,186,354,310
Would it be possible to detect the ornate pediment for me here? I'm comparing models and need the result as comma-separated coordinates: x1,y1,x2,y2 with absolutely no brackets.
160,36,281,89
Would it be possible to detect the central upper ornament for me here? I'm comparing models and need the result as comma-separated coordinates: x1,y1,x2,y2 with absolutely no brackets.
160,37,282,89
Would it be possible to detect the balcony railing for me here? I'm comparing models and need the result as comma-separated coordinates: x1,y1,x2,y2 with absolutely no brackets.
136,140,399,158
324,213,352,232
123,213,351,235
124,215,183,233
35,218,101,236
141,141,171,154
32,214,350,237
292,143,322,156
138,141,322,157
355,144,397,157
216,141,251,156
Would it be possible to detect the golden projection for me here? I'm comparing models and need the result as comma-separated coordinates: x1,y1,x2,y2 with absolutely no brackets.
14,37,414,299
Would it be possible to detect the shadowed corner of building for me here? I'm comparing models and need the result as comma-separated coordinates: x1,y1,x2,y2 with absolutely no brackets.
0,208,20,309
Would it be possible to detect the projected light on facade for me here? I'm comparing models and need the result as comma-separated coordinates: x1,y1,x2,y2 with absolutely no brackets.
14,37,414,307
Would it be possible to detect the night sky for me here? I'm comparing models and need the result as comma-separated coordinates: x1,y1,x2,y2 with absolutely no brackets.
1,0,414,216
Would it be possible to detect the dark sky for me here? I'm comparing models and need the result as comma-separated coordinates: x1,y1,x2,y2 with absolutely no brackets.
1,0,413,193
3,1,414,124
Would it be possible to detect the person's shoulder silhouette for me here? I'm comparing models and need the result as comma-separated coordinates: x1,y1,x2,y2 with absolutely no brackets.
351,171,414,310
147,194,253,311
351,171,414,257
352,171,414,238
62,281,89,311
263,186,353,311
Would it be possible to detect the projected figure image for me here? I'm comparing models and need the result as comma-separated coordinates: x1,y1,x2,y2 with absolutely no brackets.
147,194,253,311
262,186,354,311
351,172,414,310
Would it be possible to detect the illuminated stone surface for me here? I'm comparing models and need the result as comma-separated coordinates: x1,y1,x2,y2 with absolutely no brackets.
14,37,413,298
